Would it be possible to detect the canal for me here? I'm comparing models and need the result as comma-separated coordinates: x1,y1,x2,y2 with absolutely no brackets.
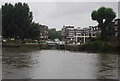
2,47,118,79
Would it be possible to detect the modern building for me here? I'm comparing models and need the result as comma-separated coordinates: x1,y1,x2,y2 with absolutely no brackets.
40,25,48,40
114,18,120,38
61,25,100,44
61,25,75,40
61,19,120,43
74,27,84,43
74,26,100,43
89,26,101,37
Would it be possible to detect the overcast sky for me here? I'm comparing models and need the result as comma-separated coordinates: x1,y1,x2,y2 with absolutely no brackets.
1,2,118,30
27,2,118,30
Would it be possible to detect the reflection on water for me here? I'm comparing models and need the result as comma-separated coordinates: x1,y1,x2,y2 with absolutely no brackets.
97,54,118,79
2,48,118,79
0,46,2,80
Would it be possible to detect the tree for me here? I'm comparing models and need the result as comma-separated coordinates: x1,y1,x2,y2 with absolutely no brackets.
14,3,33,39
0,9,2,36
91,7,116,41
48,28,62,40
57,30,62,40
2,2,33,39
107,22,115,39
2,3,14,38
31,22,40,40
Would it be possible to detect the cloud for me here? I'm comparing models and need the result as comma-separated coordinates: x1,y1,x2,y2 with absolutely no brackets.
28,2,118,30
48,2,118,18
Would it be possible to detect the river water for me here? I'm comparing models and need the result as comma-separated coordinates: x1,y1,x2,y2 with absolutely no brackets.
2,47,118,79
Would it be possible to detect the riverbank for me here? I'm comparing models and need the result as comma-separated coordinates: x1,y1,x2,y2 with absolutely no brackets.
83,40,120,54
2,42,119,54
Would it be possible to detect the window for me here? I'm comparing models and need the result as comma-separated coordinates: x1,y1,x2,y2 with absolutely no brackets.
115,21,118,25
92,34,95,36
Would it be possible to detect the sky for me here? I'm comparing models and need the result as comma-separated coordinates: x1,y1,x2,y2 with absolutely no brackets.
27,2,118,30
1,1,119,30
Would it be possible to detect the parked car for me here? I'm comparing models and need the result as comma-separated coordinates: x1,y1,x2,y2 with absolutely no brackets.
46,41,56,45
55,41,65,44
2,40,6,43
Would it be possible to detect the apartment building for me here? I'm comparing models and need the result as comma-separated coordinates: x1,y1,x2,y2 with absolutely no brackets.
74,27,87,43
114,18,120,38
40,25,48,40
61,25,100,43
89,26,101,37
61,25,75,40
61,19,119,43
74,26,100,43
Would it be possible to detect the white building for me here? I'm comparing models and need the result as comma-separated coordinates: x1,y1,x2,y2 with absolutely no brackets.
61,26,100,44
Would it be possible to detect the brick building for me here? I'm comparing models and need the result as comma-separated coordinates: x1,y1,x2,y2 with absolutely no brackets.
40,25,48,40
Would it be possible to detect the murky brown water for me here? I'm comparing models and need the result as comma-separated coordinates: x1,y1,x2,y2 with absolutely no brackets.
2,48,118,79
0,46,2,80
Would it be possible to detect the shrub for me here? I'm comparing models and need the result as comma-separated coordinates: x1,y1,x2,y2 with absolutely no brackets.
114,41,120,53
85,40,102,52
21,41,26,43
8,40,21,43
100,42,110,52
90,41,102,51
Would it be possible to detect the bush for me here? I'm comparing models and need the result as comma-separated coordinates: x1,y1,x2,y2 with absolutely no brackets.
83,37,120,53
114,41,120,53
38,41,40,43
85,40,108,52
8,40,21,43
100,42,110,52
27,40,33,43
21,41,26,43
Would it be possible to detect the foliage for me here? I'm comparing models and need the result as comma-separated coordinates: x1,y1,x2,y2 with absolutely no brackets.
85,40,102,51
99,42,110,51
31,22,40,40
91,7,116,41
48,28,62,40
2,2,40,40
7,39,41,44
84,40,120,53
0,9,1,36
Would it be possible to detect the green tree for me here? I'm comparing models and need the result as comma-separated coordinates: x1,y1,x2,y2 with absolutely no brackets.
48,28,62,40
0,8,2,36
2,3,14,38
2,2,33,39
31,22,40,40
57,30,62,40
13,2,33,39
91,7,116,41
